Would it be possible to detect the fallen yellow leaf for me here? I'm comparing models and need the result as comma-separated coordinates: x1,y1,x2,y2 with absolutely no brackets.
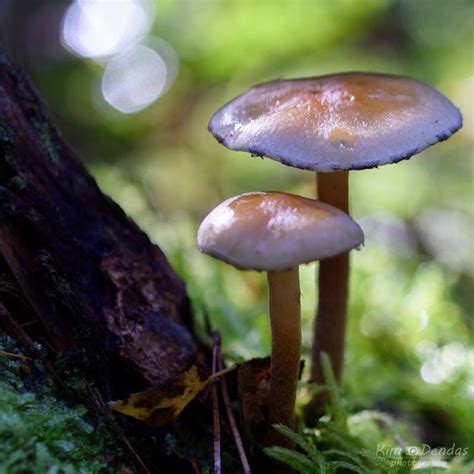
109,365,235,426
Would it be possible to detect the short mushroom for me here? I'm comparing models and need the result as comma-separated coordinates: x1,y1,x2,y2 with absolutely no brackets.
208,72,462,415
197,192,364,446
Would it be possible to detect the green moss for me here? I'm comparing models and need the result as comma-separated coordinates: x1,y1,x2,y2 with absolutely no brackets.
32,119,61,166
0,115,14,143
10,173,27,190
0,333,131,473
0,50,17,78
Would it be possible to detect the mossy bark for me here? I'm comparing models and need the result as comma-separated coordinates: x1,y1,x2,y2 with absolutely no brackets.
0,51,204,400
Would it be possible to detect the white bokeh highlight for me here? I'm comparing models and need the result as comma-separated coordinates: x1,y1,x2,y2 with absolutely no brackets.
101,45,168,113
61,0,153,59
145,37,180,96
417,341,472,386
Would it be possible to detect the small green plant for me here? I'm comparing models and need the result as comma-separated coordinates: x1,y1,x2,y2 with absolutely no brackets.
264,354,473,473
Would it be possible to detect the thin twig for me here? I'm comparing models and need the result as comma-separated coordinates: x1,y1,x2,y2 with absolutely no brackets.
217,341,252,474
88,386,152,474
0,349,31,360
20,320,38,328
212,331,221,474
0,303,72,396
209,364,237,381
190,459,201,474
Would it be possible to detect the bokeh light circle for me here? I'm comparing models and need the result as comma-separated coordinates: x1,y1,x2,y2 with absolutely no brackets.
145,36,180,95
61,0,153,59
101,44,167,113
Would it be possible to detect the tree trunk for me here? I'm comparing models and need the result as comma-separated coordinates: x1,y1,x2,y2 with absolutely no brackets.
0,51,204,401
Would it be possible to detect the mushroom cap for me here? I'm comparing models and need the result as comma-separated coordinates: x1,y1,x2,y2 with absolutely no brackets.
197,192,364,271
209,72,462,172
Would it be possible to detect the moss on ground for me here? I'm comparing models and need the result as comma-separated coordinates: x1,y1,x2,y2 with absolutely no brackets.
0,333,131,474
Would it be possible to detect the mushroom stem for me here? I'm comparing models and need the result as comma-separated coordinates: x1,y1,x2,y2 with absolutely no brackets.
266,267,301,447
308,171,349,415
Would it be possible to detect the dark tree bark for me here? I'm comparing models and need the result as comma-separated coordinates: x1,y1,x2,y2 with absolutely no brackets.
0,50,204,400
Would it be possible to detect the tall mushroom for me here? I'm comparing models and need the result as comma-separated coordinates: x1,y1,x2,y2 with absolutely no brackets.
208,72,462,415
197,192,364,446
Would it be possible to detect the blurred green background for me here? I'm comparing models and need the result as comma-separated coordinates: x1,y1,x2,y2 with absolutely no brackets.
2,0,473,456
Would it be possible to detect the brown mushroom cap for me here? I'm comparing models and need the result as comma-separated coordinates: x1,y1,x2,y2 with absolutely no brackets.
208,72,462,172
197,192,364,271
